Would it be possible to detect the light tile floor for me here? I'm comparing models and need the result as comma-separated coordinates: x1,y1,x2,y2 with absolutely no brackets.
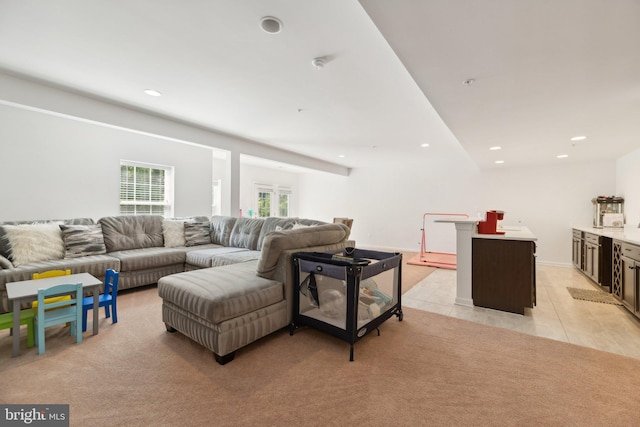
403,264,640,359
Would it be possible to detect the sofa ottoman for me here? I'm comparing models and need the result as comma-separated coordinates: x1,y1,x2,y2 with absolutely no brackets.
158,260,286,364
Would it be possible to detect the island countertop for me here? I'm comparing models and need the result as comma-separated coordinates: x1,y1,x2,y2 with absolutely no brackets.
473,226,537,242
435,220,537,242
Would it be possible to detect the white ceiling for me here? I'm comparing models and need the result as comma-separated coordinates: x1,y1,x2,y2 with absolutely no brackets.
0,0,638,170
361,0,640,169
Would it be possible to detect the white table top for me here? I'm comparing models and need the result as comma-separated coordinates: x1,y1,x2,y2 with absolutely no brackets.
6,272,101,300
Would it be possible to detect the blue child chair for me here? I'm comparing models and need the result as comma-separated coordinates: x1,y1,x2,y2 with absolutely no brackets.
35,283,83,355
82,269,119,332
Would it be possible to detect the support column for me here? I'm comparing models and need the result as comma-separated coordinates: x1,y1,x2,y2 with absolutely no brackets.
224,151,240,217
453,221,476,307
435,219,477,307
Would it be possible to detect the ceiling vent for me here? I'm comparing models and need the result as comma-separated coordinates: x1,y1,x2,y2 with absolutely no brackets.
260,16,282,34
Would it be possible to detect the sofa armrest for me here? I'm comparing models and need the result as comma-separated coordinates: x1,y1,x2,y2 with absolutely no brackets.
0,254,13,270
256,223,351,279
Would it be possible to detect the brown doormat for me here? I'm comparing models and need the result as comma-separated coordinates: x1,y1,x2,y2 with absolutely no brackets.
567,287,623,305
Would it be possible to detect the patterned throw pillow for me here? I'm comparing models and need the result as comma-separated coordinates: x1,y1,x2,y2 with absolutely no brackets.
59,224,107,258
162,219,187,248
3,223,65,266
184,222,211,247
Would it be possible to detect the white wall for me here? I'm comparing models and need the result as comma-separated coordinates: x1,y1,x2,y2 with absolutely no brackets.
0,104,213,221
478,161,616,265
616,148,640,228
298,158,617,265
299,156,481,255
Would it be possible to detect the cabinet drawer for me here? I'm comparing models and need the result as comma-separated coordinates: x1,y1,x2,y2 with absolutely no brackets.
620,242,640,261
585,233,600,245
573,229,583,239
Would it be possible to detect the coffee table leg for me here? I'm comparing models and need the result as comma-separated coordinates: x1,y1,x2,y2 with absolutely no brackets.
93,287,99,335
12,299,20,357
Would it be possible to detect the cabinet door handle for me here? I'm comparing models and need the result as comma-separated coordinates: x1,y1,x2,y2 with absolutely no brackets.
628,266,636,270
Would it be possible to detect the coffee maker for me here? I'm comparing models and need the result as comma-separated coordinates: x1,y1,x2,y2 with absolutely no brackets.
478,210,505,235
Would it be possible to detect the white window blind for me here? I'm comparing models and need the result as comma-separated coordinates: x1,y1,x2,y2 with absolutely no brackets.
120,161,174,216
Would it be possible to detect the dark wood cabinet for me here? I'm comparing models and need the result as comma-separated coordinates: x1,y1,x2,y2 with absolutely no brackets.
584,233,599,282
573,229,612,292
472,238,536,315
613,240,640,318
572,229,583,269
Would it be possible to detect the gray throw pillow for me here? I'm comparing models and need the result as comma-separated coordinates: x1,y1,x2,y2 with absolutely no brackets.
59,224,107,258
184,222,211,247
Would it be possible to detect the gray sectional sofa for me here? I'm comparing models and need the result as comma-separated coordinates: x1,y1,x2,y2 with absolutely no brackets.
158,221,354,364
0,213,354,345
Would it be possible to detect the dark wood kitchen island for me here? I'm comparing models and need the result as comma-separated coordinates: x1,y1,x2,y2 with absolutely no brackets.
471,227,537,315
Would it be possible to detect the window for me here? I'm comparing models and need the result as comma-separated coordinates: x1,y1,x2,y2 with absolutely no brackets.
278,188,291,217
120,161,174,216
256,185,274,218
254,184,292,218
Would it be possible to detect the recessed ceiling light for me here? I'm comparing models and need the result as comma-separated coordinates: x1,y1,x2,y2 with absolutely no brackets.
570,136,587,141
489,146,501,151
338,154,345,158
143,89,162,97
421,143,430,148
557,154,569,158
462,78,475,86
260,16,282,34
495,160,504,164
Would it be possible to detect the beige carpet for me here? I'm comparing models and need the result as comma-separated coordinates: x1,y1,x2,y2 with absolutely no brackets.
2,279,640,426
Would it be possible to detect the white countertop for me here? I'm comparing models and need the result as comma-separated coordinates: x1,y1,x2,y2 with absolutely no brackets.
435,218,537,242
572,225,640,246
473,225,537,242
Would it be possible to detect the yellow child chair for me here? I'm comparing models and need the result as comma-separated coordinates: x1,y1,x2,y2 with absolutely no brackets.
32,269,72,309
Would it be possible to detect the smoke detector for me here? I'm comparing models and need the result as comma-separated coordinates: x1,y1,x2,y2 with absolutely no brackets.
260,16,282,34
311,57,326,69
